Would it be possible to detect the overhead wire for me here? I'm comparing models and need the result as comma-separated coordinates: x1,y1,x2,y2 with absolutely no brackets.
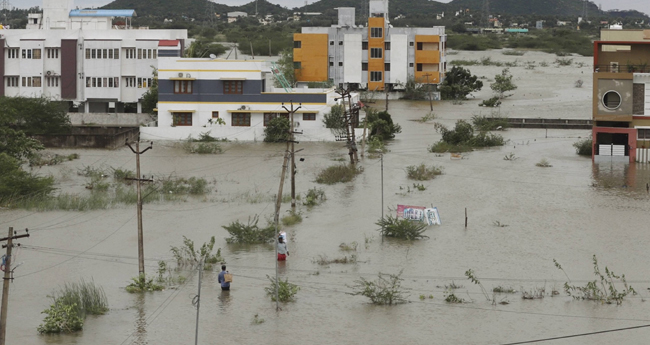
500,324,650,345
15,214,135,278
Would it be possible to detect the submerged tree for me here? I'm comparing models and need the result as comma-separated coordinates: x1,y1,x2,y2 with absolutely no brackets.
491,68,517,99
322,104,347,138
365,108,402,141
264,117,291,143
440,66,483,100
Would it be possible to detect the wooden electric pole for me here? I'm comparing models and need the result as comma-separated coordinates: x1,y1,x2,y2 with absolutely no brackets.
282,102,302,211
0,227,30,345
335,89,360,164
126,135,153,276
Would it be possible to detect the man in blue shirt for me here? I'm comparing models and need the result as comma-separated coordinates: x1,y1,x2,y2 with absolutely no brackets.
218,265,230,291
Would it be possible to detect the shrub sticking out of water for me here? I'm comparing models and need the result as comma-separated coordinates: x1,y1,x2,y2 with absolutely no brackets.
367,137,388,158
56,280,108,316
265,275,300,302
415,112,437,123
125,274,164,293
339,241,358,251
170,236,225,269
555,57,574,66
38,279,108,334
493,286,516,294
29,152,80,167
428,142,473,153
223,215,276,244
38,300,84,334
315,164,363,185
303,187,326,207
405,164,443,181
479,97,502,108
472,113,509,131
376,215,428,240
348,270,408,305
314,254,358,265
554,256,636,305
281,210,303,226
160,176,209,195
444,290,466,304
522,287,546,300
180,135,223,154
430,120,505,153
112,168,135,182
536,158,553,167
573,137,592,156
251,314,265,325
437,281,464,290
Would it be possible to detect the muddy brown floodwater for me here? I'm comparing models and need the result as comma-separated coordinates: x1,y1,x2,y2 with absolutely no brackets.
3,51,650,345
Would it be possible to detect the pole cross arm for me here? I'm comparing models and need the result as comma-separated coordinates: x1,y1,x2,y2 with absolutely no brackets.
124,177,154,183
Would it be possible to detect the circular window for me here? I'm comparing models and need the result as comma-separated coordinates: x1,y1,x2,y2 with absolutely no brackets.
602,91,622,110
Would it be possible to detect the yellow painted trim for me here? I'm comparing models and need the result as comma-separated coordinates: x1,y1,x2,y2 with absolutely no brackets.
159,101,327,106
261,92,328,95
168,110,196,113
176,60,266,63
226,110,318,113
220,77,247,80
159,69,262,73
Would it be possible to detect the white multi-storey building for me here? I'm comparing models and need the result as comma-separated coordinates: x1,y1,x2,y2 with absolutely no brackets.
142,58,357,141
1,0,187,114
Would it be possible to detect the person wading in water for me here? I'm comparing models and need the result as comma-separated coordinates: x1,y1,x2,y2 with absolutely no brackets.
277,236,289,261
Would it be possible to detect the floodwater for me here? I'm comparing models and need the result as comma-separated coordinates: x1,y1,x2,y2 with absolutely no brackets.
3,51,650,345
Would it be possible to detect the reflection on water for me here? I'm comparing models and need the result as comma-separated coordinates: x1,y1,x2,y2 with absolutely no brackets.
592,162,650,195
217,290,232,313
133,294,147,345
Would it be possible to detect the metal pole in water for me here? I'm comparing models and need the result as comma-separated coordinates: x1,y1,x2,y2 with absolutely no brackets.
194,260,203,345
381,154,384,243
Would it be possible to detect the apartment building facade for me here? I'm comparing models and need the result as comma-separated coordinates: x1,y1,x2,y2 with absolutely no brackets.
293,0,446,92
144,58,352,141
592,30,650,163
1,0,186,114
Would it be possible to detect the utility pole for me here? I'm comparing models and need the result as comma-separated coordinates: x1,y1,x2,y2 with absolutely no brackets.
273,143,291,311
423,73,434,111
335,89,360,164
0,227,29,345
193,259,203,345
385,89,389,112
125,135,153,277
282,102,302,211
380,155,384,243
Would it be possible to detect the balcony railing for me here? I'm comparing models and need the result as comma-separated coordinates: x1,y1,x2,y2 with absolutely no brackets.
594,64,650,73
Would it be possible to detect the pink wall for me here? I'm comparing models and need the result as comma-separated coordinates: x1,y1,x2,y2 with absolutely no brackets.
592,127,637,163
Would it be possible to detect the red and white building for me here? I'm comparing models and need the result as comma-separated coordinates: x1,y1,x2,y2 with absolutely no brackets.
1,0,187,114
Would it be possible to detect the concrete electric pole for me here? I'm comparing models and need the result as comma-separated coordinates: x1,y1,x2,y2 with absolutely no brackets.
126,135,153,276
0,227,30,345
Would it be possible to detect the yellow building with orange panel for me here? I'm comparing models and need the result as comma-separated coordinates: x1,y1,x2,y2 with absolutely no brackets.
292,0,446,92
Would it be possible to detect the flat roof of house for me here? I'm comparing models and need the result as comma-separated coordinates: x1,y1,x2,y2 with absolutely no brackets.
69,9,136,18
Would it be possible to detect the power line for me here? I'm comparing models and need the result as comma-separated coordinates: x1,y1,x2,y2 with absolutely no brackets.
501,324,650,345
15,215,135,279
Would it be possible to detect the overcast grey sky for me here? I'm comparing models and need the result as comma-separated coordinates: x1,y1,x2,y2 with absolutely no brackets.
15,0,649,15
